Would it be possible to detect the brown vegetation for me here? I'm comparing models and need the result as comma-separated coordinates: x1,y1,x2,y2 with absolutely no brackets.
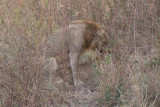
0,0,160,106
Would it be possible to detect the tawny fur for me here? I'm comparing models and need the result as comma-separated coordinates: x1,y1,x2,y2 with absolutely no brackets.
37,20,108,86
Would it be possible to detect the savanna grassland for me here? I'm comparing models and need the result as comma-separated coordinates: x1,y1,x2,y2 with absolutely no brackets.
0,0,160,106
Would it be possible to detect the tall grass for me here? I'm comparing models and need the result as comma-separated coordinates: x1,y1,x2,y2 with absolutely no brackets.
0,0,160,106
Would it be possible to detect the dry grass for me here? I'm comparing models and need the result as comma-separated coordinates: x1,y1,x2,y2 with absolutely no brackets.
0,0,160,106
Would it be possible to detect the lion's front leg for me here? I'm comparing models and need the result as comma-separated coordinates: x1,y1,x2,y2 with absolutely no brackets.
69,52,83,86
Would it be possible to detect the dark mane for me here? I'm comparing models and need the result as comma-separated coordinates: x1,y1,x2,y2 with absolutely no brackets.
72,20,102,50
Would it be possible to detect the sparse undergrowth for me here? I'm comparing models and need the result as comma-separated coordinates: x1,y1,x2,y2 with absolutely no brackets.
0,0,160,106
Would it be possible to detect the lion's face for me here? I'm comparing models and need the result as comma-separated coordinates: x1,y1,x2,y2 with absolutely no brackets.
91,29,108,53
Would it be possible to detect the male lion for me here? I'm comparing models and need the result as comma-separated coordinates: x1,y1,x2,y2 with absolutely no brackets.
38,20,108,87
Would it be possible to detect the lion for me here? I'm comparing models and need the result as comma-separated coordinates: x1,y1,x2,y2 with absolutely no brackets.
37,20,108,87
